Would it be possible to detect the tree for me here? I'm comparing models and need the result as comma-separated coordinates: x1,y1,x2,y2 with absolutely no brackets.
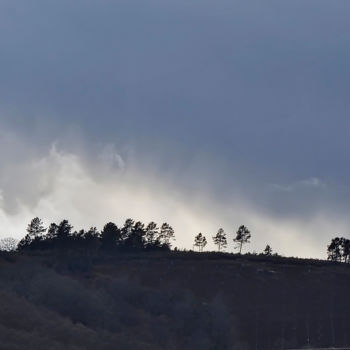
233,225,251,254
84,227,100,251
342,238,350,263
327,237,342,262
47,223,58,240
57,220,72,239
327,237,350,263
159,223,175,248
194,233,207,252
124,221,146,250
27,217,46,240
18,217,46,250
55,220,73,249
121,218,135,241
212,228,227,252
263,244,272,256
145,222,159,247
0,237,18,252
101,222,121,250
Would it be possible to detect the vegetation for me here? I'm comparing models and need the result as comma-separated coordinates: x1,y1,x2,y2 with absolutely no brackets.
233,225,251,254
212,228,227,252
1,217,350,349
194,232,207,252
327,237,350,262
263,244,273,256
16,217,175,253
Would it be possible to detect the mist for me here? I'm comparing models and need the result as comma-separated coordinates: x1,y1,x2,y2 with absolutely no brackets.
2,0,350,257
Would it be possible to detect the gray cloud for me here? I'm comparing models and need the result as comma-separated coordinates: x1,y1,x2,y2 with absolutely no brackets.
1,0,350,257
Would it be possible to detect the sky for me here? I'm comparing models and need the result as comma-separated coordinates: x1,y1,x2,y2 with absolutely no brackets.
1,0,350,257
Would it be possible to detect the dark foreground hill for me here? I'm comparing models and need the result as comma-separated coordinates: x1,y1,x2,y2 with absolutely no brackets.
0,251,349,350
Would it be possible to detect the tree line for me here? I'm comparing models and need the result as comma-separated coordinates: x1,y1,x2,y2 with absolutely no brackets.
3,217,348,262
1,219,278,256
15,217,175,252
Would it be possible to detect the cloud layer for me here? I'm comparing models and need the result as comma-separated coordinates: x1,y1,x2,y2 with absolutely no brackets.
1,0,350,257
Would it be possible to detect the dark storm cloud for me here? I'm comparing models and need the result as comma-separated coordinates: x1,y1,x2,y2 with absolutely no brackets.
1,0,350,256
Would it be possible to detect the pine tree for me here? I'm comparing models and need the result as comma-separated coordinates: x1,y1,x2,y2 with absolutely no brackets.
121,218,135,241
27,217,46,240
145,222,159,247
84,227,100,251
327,237,342,262
263,244,272,256
159,223,175,248
233,225,251,254
55,220,73,249
101,222,121,250
212,228,227,252
194,233,207,252
18,217,46,250
124,221,146,249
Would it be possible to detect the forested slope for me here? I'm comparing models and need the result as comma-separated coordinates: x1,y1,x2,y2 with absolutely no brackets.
0,251,349,350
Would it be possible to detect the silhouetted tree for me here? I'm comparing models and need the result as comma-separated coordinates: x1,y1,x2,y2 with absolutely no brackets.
212,228,227,252
18,217,46,250
234,225,251,254
124,221,146,250
327,237,342,262
47,223,58,239
263,245,272,256
145,221,159,247
194,233,207,252
342,238,350,263
84,227,100,251
159,223,175,248
27,217,46,240
327,237,350,263
121,218,135,242
101,222,121,250
55,220,73,249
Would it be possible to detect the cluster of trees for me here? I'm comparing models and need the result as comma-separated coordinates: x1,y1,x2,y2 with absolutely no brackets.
17,217,175,252
327,237,350,262
194,225,252,253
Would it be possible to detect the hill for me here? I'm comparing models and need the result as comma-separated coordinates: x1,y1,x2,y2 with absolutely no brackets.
0,250,349,350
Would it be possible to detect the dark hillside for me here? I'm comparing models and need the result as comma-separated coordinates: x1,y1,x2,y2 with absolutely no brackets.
0,251,349,349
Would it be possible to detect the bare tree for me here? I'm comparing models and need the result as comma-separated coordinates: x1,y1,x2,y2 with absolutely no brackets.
213,228,227,252
0,237,18,252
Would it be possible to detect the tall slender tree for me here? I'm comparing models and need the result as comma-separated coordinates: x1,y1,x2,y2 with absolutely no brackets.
233,225,251,254
327,237,342,262
194,233,207,252
121,218,135,241
159,223,175,248
342,238,350,263
213,228,227,252
145,221,159,247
